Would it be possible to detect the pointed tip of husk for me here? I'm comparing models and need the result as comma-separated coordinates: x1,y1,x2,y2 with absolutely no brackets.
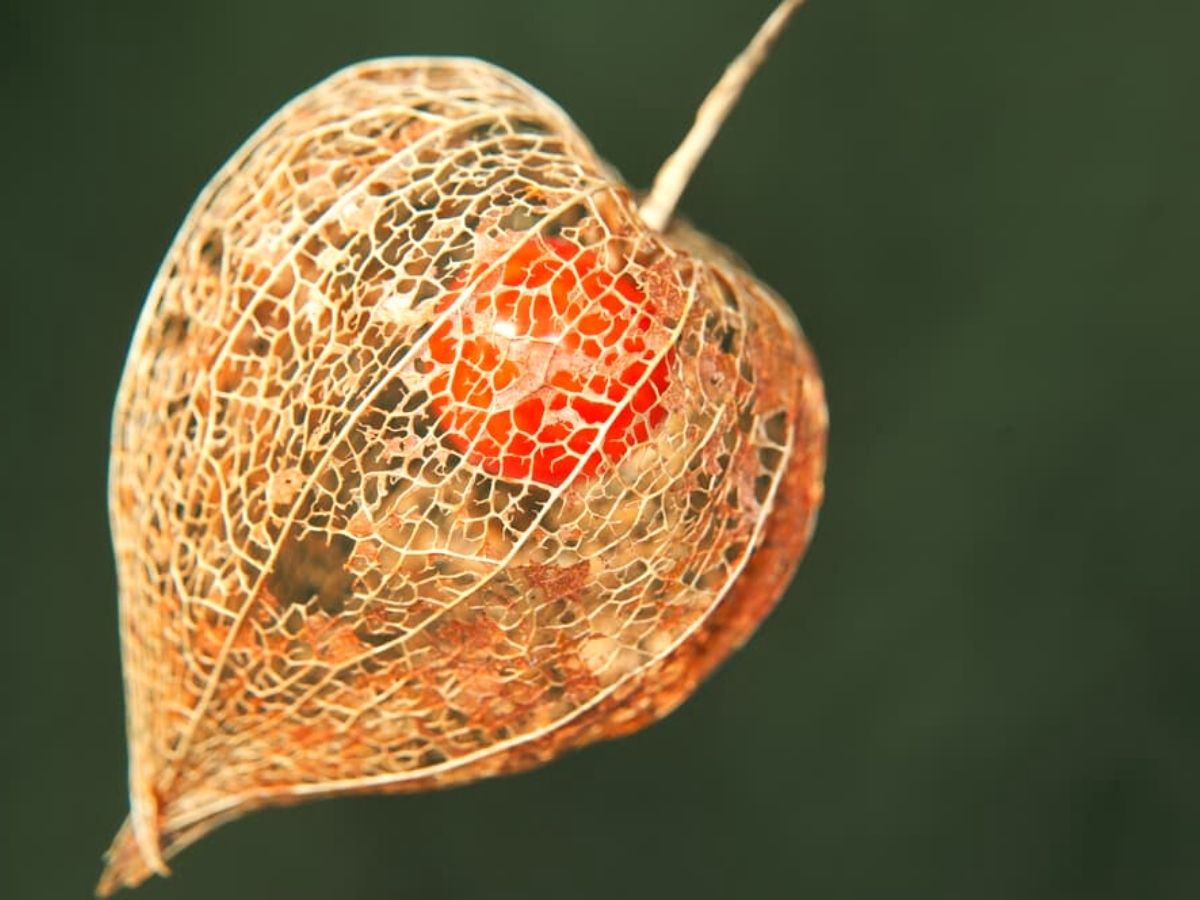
96,818,162,897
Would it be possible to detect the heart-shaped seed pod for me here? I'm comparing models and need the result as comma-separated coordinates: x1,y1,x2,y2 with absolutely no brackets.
100,1,826,893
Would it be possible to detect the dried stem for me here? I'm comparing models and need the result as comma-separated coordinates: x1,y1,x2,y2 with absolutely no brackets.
639,0,807,232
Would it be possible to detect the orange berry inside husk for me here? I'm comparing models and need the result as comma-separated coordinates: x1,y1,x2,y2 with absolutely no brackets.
428,235,672,486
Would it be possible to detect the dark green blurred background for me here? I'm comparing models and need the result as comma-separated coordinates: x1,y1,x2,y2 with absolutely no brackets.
3,0,1198,897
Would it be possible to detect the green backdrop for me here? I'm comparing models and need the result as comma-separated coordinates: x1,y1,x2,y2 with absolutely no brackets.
3,1,1198,898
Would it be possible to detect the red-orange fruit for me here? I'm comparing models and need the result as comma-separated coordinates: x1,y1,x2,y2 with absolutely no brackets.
428,233,672,485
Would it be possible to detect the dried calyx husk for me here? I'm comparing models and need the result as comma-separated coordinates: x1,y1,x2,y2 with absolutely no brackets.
100,5,825,895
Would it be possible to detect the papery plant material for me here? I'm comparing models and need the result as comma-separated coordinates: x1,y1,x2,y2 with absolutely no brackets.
99,1,825,893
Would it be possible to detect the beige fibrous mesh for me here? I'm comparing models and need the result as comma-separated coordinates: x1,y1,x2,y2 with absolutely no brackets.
100,2,825,894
